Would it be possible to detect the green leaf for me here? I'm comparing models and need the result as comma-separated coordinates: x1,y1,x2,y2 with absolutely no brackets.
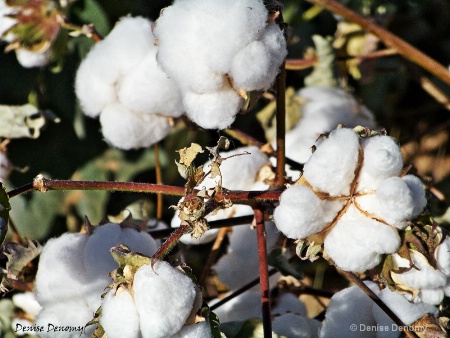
72,0,111,37
0,183,11,246
0,104,47,139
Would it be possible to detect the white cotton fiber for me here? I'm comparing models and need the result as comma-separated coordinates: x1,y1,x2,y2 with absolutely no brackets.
35,301,93,338
211,290,261,323
117,50,184,117
170,321,212,338
183,89,243,129
284,87,376,164
272,313,321,338
417,288,445,306
324,206,400,272
436,237,450,276
12,292,42,317
357,135,403,192
273,185,330,239
0,2,16,40
303,128,360,196
35,233,88,306
401,175,427,218
214,251,259,290
99,103,171,150
199,146,269,191
320,282,380,338
15,49,50,68
391,251,447,290
272,293,307,317
100,289,141,338
133,261,197,338
75,65,117,117
119,227,158,257
373,287,437,326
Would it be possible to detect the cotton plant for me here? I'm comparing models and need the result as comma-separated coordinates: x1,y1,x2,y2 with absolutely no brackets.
383,231,450,306
154,0,287,129
75,16,184,150
98,255,208,338
33,221,158,337
273,126,427,273
0,0,60,68
320,281,438,338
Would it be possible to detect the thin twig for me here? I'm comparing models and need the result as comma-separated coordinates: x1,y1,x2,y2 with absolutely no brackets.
151,223,190,260
254,207,272,338
339,269,419,338
308,0,450,86
275,62,287,186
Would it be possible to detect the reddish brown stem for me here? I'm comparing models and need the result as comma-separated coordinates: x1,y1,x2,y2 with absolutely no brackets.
152,223,191,260
308,0,450,86
154,144,164,219
8,176,283,203
253,207,272,338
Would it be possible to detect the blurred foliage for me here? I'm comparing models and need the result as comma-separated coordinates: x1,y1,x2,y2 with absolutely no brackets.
0,2,450,333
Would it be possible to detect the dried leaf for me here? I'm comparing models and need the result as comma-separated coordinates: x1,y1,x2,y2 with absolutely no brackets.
177,143,204,166
304,35,337,88
0,104,48,139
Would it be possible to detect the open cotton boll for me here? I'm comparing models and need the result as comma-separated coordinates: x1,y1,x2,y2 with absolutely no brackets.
35,301,94,338
199,146,269,191
391,251,447,291
324,206,400,272
183,89,243,129
99,103,172,150
100,289,141,338
303,128,360,196
416,288,445,306
273,185,330,239
320,282,380,338
80,17,153,85
117,50,184,117
214,251,259,290
272,293,307,317
119,227,158,257
272,313,321,338
133,261,198,338
402,175,427,218
211,290,261,323
357,135,403,192
12,292,42,317
35,233,88,306
15,49,50,68
372,287,437,331
170,321,212,338
436,237,450,276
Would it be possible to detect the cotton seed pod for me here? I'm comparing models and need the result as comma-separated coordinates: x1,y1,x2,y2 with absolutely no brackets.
303,128,360,196
133,261,198,338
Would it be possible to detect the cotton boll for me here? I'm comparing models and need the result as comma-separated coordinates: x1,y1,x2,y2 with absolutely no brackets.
357,136,403,192
416,288,445,306
75,63,117,117
391,251,447,290
303,128,360,196
273,186,330,239
372,287,437,330
230,41,276,91
100,289,141,338
401,175,427,218
12,292,42,317
183,89,243,129
170,321,212,338
0,3,16,40
261,23,288,70
99,103,171,150
117,50,184,117
119,228,158,257
320,282,380,338
214,251,259,290
81,17,154,85
15,49,49,68
35,233,88,306
272,293,307,317
211,290,261,323
199,146,269,191
228,219,279,254
324,206,400,272
35,301,94,338
133,261,197,338
436,237,450,276
273,313,321,338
